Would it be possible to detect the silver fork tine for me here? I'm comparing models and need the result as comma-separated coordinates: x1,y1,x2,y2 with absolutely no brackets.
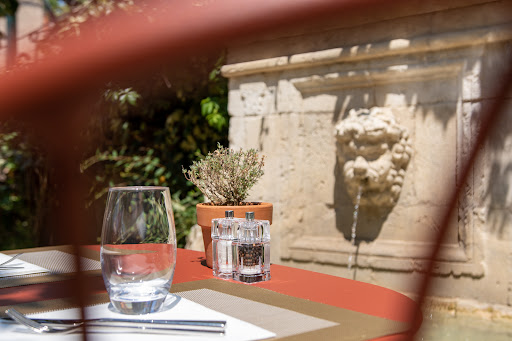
6,308,82,334
0,254,24,267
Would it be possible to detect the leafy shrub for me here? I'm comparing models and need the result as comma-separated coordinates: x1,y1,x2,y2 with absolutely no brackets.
80,57,229,247
183,144,265,206
1,0,229,249
0,129,50,249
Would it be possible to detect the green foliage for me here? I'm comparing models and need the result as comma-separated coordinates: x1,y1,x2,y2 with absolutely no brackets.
183,144,265,206
200,59,228,132
0,133,25,218
0,0,19,17
201,97,227,132
170,190,201,245
51,0,228,248
34,0,137,58
81,57,229,247
0,0,229,249
44,0,68,16
104,87,140,108
0,129,48,250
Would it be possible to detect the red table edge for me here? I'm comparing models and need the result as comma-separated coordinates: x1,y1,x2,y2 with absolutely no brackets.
0,246,421,340
86,245,422,334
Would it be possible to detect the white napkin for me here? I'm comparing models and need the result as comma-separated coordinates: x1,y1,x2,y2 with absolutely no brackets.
0,295,276,341
0,253,49,278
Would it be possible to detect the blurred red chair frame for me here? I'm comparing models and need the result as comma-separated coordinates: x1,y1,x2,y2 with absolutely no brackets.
1,1,511,340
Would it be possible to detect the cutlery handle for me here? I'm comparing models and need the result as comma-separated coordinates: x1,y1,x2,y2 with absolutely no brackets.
91,319,226,332
98,318,225,326
82,324,225,335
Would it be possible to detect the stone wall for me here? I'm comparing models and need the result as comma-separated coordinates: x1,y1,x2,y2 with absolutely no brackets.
222,0,512,307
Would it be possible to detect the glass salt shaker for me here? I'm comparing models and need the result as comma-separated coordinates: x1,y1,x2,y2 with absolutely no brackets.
212,210,238,279
233,212,271,283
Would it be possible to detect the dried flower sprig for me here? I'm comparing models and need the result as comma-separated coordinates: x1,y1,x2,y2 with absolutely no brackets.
183,144,265,206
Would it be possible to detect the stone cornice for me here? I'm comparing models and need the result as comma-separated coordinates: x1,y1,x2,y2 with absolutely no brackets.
221,23,512,78
291,62,463,93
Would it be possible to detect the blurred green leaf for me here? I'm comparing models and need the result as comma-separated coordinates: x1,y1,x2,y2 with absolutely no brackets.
0,0,19,17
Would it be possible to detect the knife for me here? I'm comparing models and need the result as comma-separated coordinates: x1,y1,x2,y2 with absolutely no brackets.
2,317,226,334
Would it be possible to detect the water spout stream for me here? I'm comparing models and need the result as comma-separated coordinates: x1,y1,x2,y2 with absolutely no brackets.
347,185,362,270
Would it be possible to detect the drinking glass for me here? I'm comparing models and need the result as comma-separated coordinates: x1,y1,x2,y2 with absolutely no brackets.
100,186,177,315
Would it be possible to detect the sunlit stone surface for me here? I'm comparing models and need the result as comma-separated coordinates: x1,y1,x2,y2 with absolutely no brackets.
220,1,512,312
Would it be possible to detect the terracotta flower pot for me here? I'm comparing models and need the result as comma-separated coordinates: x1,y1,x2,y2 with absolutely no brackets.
196,202,273,268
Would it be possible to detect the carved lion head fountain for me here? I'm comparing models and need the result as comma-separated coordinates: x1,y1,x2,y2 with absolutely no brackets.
335,107,412,207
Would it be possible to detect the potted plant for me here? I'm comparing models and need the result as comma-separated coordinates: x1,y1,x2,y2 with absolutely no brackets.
183,144,273,267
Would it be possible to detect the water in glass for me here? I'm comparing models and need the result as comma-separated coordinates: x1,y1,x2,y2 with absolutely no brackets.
100,186,177,315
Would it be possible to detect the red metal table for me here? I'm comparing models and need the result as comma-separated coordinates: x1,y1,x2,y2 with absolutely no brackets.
0,246,420,340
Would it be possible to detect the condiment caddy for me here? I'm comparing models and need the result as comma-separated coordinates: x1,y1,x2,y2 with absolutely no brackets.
211,211,271,283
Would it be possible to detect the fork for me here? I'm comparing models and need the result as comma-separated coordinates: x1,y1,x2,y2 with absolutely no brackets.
0,254,24,267
5,308,226,335
6,308,81,334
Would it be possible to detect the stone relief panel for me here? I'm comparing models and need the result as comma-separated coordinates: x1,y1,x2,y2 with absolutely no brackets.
334,107,412,207
283,56,483,277
221,12,512,304
221,25,512,280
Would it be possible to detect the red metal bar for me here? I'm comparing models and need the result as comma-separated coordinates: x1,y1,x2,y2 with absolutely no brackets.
1,1,511,340
0,0,389,118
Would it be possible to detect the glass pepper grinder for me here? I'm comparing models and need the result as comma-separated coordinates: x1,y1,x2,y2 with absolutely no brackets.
233,211,271,283
212,210,237,279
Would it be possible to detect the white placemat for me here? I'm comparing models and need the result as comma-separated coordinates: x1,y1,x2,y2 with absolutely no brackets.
0,251,101,286
177,288,339,338
18,250,101,273
0,295,275,341
0,254,49,278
